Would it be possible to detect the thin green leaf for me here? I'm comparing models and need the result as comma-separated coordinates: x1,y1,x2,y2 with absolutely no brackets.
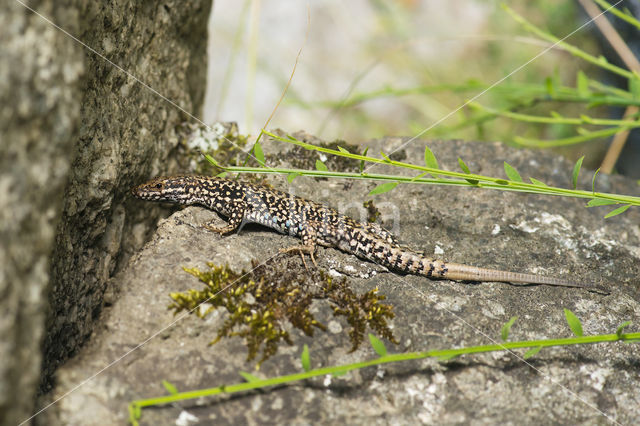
332,371,347,377
523,346,542,359
577,71,589,97
287,172,300,183
630,76,640,100
424,145,439,169
501,316,518,342
162,380,178,395
368,182,398,196
564,309,584,337
380,151,392,163
617,321,632,337
545,76,555,96
216,171,228,178
496,179,509,185
253,142,265,166
238,371,260,383
301,344,311,372
604,204,631,218
458,158,479,184
315,160,328,172
359,147,369,173
572,156,584,190
503,162,523,182
592,168,600,194
586,198,618,207
529,177,547,186
338,146,349,154
369,333,388,357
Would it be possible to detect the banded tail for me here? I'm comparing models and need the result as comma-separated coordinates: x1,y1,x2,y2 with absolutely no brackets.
359,242,609,295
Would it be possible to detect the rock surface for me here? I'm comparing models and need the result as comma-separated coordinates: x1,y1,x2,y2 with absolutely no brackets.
42,0,212,393
0,2,83,424
51,134,639,424
1,1,211,424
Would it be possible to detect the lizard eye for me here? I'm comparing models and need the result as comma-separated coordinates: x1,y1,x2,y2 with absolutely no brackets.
155,183,163,189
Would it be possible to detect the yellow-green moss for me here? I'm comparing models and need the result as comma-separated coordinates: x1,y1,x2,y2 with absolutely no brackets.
169,257,397,366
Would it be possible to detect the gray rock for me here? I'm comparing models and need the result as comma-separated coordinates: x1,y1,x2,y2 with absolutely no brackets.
0,1,212,424
51,133,639,424
43,0,212,393
0,2,83,424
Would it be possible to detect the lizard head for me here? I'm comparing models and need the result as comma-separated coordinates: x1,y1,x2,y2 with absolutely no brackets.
131,175,202,204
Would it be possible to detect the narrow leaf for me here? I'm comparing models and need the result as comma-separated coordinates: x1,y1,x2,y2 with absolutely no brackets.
216,171,227,178
368,182,398,196
577,71,589,96
380,151,392,163
503,162,523,182
162,380,178,395
564,308,584,337
572,156,584,190
287,172,300,183
523,346,542,359
253,142,265,166
586,198,618,207
332,370,347,377
338,146,349,154
604,204,631,218
501,316,518,342
617,321,632,337
359,147,369,173
424,145,439,169
529,177,547,186
630,76,640,100
132,403,141,419
545,76,555,96
458,158,471,174
369,333,388,357
496,179,509,185
458,158,479,184
301,344,311,372
238,371,260,383
315,160,328,172
592,168,600,194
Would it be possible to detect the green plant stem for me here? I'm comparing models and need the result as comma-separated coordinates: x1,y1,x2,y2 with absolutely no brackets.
592,0,640,31
514,125,634,147
129,331,640,423
205,133,640,206
470,102,640,126
502,4,635,80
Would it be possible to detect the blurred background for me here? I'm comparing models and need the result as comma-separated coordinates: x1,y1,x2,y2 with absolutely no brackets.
203,0,640,177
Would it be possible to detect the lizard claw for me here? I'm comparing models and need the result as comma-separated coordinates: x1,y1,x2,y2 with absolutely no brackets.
280,245,317,270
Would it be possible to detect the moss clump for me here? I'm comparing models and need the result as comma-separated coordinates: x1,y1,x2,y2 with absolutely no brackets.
363,200,381,223
169,257,397,366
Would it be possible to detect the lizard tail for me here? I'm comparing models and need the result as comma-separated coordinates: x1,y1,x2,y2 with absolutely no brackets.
439,262,609,295
373,247,608,295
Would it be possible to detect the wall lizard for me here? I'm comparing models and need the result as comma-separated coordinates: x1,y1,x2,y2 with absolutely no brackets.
132,175,608,294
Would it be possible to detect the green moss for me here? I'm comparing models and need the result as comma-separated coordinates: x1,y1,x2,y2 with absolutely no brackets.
169,257,397,366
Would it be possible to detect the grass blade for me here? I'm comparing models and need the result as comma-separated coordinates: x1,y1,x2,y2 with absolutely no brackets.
572,156,584,190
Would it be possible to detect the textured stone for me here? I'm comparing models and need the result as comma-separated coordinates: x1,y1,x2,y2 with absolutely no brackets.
0,2,83,424
0,0,212,424
51,133,639,424
42,0,212,393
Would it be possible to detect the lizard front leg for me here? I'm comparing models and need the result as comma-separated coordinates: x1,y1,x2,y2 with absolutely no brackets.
203,200,247,235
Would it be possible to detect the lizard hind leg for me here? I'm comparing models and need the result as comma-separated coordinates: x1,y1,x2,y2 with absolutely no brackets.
279,223,319,269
